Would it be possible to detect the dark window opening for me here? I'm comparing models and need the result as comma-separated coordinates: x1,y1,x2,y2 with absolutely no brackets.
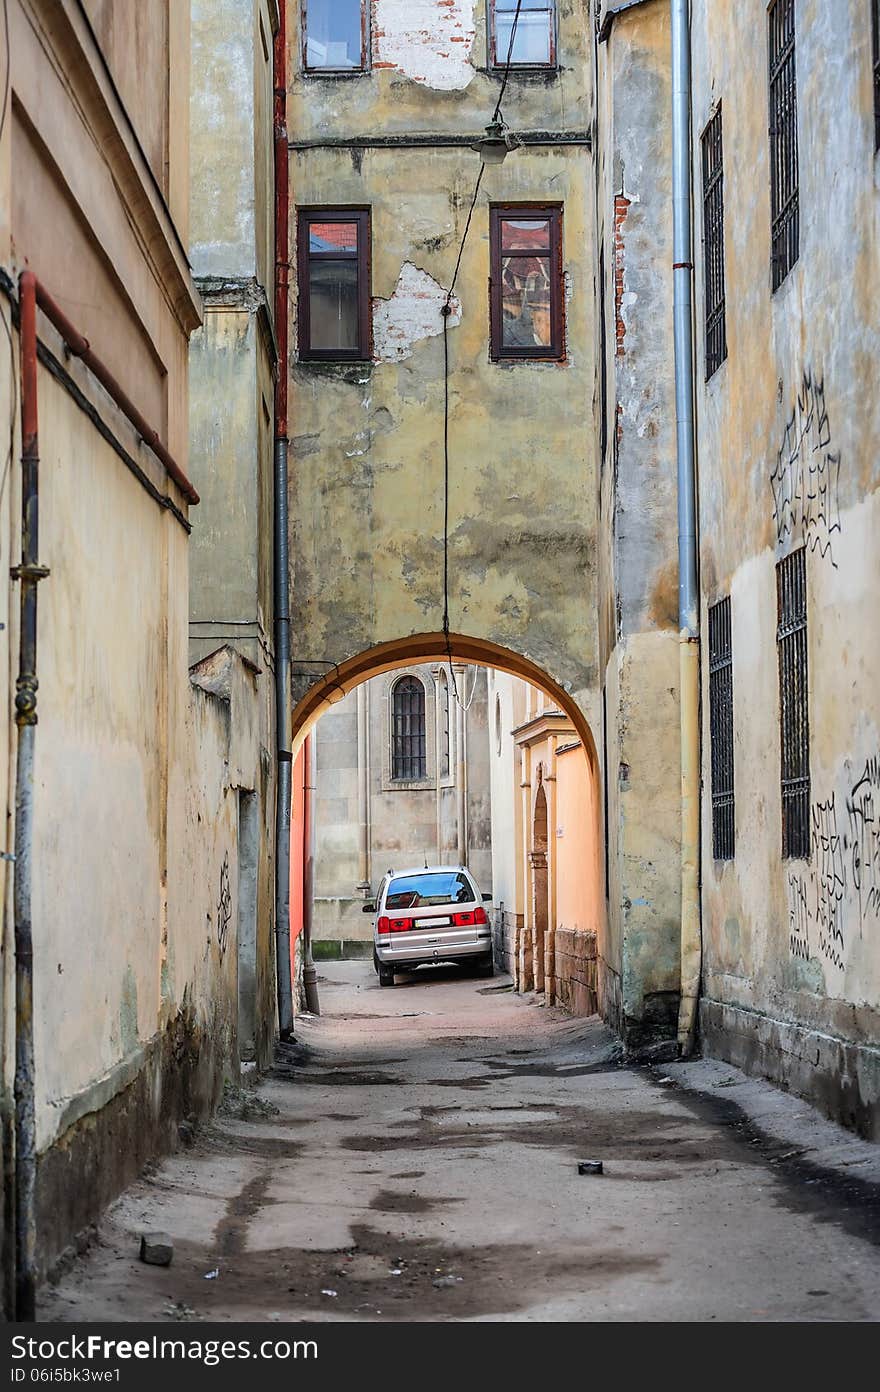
490,205,564,361
768,0,799,290
777,548,810,860
490,0,556,69
873,0,880,151
303,0,367,72
297,208,370,360
392,677,427,781
708,597,735,861
701,106,727,379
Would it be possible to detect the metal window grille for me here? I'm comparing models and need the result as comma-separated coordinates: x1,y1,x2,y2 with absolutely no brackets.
391,677,427,780
777,549,810,859
701,107,727,379
873,0,880,151
768,0,799,289
708,597,735,860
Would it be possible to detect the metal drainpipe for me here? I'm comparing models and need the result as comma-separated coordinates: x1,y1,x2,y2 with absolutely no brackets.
273,4,294,1038
671,0,702,1056
13,271,49,1320
301,732,320,1014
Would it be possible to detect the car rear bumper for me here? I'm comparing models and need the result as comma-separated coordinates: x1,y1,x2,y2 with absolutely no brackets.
376,931,491,966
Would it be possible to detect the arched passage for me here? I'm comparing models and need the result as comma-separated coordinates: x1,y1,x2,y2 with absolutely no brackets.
290,630,599,774
288,630,604,1018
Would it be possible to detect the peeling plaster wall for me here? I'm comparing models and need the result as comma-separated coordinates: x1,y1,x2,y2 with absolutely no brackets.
691,0,880,1135
373,263,461,363
373,0,477,91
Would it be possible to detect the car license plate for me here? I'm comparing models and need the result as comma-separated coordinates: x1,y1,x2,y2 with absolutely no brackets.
424,917,450,927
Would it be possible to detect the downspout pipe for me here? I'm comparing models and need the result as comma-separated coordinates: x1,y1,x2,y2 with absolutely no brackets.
13,271,48,1320
671,0,702,1056
301,733,321,1015
273,4,294,1038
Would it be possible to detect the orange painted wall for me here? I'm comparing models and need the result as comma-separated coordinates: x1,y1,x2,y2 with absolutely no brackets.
555,745,602,936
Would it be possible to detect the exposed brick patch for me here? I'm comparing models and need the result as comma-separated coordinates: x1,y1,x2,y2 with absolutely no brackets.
371,0,476,91
613,194,630,359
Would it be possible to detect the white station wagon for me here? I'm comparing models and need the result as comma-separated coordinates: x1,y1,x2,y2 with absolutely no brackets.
366,865,494,987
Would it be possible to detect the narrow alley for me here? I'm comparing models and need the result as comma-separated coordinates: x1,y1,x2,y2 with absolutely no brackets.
42,964,880,1324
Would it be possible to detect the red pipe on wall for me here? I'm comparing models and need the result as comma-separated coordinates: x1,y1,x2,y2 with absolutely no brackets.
33,280,199,505
274,5,289,436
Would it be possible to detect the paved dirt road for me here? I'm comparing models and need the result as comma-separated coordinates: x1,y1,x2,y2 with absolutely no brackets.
42,961,880,1322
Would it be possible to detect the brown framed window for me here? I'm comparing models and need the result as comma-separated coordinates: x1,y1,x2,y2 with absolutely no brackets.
297,208,371,361
303,0,368,73
489,1,556,69
490,205,564,361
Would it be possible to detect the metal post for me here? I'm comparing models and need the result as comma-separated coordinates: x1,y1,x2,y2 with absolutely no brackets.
273,4,294,1039
671,0,702,1055
13,271,49,1320
301,732,320,1015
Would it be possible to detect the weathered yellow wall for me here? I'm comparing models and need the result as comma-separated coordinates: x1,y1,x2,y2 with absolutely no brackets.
594,0,682,1047
691,0,880,1130
287,0,599,755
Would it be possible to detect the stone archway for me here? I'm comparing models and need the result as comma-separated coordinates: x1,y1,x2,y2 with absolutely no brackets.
289,631,604,1016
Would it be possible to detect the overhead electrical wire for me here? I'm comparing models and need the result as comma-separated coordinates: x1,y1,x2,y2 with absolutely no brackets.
441,0,524,711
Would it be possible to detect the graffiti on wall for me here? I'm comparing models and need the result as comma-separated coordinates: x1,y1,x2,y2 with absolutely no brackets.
770,370,842,566
217,853,231,957
787,755,880,971
846,755,880,929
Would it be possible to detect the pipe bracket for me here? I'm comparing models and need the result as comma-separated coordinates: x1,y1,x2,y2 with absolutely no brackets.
10,565,50,582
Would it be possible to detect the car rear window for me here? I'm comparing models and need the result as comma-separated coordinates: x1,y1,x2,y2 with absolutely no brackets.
385,872,474,910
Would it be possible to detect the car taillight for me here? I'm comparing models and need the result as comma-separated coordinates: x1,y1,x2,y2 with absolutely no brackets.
378,916,414,933
452,907,488,927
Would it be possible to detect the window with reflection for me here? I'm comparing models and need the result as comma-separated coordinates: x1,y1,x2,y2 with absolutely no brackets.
297,209,370,359
490,0,556,69
489,205,564,360
304,0,367,72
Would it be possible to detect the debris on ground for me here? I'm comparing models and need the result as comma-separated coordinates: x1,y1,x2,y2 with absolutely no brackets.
203,1268,219,1280
163,1302,195,1321
577,1160,604,1175
320,1289,337,1297
217,1081,280,1121
139,1232,173,1266
431,1274,463,1288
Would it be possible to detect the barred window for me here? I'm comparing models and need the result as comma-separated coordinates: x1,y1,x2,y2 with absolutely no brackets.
708,597,734,860
391,677,427,781
768,0,799,290
873,0,880,151
777,549,810,859
701,107,727,379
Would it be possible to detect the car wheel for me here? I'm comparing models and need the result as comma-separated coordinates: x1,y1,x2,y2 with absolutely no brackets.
378,964,395,987
477,953,494,978
373,949,380,975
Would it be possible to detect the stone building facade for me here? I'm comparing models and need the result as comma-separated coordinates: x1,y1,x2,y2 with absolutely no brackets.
311,665,492,955
0,0,282,1310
